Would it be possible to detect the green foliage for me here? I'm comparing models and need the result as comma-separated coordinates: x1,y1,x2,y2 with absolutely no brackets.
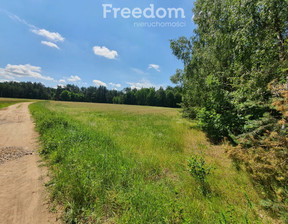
171,0,288,141
147,88,156,106
0,81,53,99
197,108,227,142
171,0,288,220
0,81,182,108
59,90,71,101
228,81,288,221
117,87,181,108
187,155,213,195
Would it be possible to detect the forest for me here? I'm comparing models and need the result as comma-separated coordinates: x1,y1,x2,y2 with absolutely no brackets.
0,81,182,108
170,0,287,220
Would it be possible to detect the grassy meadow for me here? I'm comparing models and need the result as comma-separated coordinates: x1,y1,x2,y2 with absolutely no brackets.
29,101,275,223
0,97,32,109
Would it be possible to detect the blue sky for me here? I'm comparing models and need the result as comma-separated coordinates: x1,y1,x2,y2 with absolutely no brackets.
0,0,196,90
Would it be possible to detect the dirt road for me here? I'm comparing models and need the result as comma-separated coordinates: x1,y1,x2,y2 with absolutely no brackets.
0,103,57,224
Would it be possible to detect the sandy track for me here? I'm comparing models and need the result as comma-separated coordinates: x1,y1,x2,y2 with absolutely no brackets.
0,103,57,224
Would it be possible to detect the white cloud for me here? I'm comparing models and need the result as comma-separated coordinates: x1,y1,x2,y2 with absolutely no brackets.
131,68,145,75
5,12,64,48
148,64,160,72
93,46,118,59
32,29,64,42
0,64,54,81
67,75,81,82
127,79,159,90
41,41,60,49
0,70,14,80
59,79,66,83
131,68,149,75
6,11,36,29
109,82,121,88
93,80,107,87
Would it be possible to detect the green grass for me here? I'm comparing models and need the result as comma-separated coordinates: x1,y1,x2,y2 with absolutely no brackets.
0,98,32,109
30,101,275,223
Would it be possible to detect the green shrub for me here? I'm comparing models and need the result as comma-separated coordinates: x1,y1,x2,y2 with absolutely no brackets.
187,155,214,195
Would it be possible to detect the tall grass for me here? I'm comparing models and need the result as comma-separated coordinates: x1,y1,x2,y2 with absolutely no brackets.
30,101,270,223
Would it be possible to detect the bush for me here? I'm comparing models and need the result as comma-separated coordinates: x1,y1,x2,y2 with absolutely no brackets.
188,155,214,195
228,80,288,221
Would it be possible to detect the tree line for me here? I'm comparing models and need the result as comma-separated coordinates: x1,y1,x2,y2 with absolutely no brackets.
171,0,287,218
0,81,182,108
171,0,287,142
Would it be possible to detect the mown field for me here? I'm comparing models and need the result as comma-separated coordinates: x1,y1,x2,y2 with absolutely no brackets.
29,101,275,223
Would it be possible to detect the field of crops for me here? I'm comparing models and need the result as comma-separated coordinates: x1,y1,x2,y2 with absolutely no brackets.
29,101,272,223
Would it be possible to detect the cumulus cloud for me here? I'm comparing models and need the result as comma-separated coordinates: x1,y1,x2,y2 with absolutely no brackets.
109,82,121,88
126,79,159,90
0,64,54,81
67,75,81,82
41,41,60,49
32,29,64,42
93,46,118,59
148,64,160,72
59,79,66,83
93,80,107,87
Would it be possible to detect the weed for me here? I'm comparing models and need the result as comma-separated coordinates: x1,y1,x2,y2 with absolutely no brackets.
187,155,214,196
